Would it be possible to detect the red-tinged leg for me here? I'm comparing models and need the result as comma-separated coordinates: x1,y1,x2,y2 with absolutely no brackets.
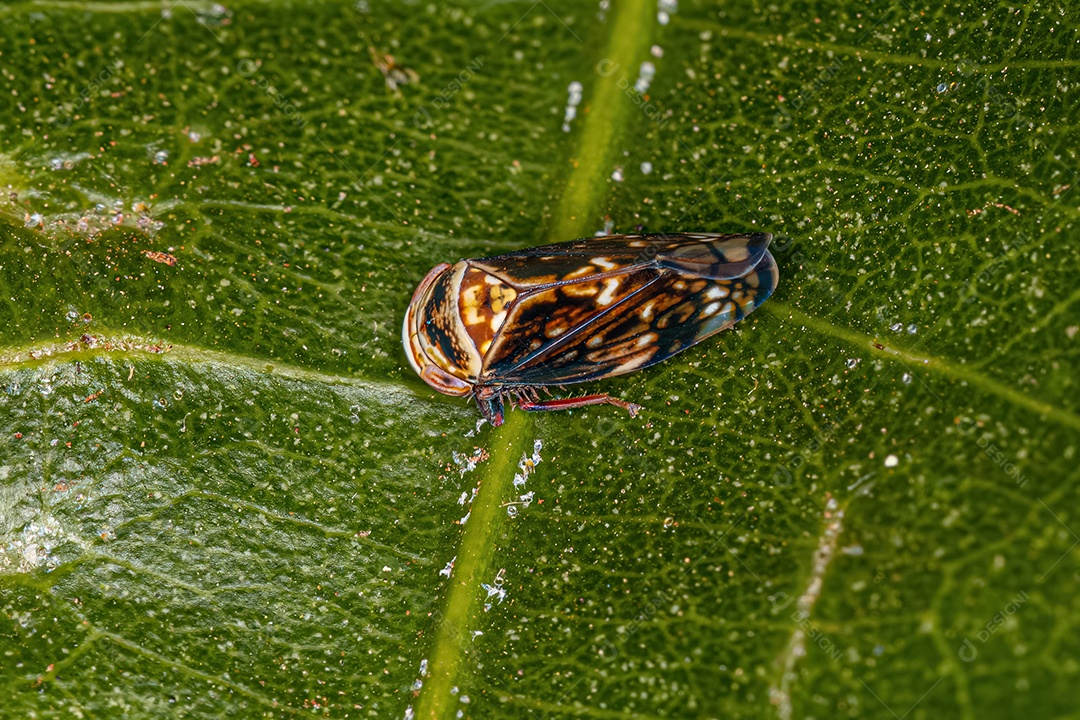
516,393,642,418
473,387,506,427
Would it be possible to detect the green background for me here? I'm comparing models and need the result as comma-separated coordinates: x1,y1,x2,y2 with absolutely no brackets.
1,0,1077,718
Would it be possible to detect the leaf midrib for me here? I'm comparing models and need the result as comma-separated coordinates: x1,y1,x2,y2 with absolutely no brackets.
412,1,658,717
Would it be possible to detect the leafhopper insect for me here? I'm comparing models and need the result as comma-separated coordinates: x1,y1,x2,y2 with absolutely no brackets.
403,233,778,426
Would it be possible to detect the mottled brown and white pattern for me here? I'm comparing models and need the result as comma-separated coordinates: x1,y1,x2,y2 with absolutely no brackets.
403,233,779,426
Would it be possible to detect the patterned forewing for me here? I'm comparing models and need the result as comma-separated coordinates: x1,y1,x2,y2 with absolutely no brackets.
484,249,778,386
471,233,772,287
479,267,661,377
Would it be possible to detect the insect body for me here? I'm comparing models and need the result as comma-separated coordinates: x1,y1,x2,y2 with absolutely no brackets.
369,46,419,95
402,233,778,426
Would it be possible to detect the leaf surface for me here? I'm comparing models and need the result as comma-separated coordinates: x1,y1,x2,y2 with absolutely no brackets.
1,1,1077,718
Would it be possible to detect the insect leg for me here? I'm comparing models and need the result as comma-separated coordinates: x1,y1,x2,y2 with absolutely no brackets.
473,387,506,427
515,393,641,418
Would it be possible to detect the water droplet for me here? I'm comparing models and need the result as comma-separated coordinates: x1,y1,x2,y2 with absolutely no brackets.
936,82,947,93
658,0,678,24
846,358,860,369
640,161,653,174
634,61,656,93
563,82,584,132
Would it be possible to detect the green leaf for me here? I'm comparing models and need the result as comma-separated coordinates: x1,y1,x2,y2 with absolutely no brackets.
1,1,1077,718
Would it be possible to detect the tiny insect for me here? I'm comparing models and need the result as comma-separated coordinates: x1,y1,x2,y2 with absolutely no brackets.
369,46,419,95
402,233,779,426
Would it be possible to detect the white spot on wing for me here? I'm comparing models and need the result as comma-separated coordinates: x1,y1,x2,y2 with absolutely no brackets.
566,265,594,279
611,353,651,374
705,286,729,300
597,277,621,306
696,302,737,339
593,257,616,270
